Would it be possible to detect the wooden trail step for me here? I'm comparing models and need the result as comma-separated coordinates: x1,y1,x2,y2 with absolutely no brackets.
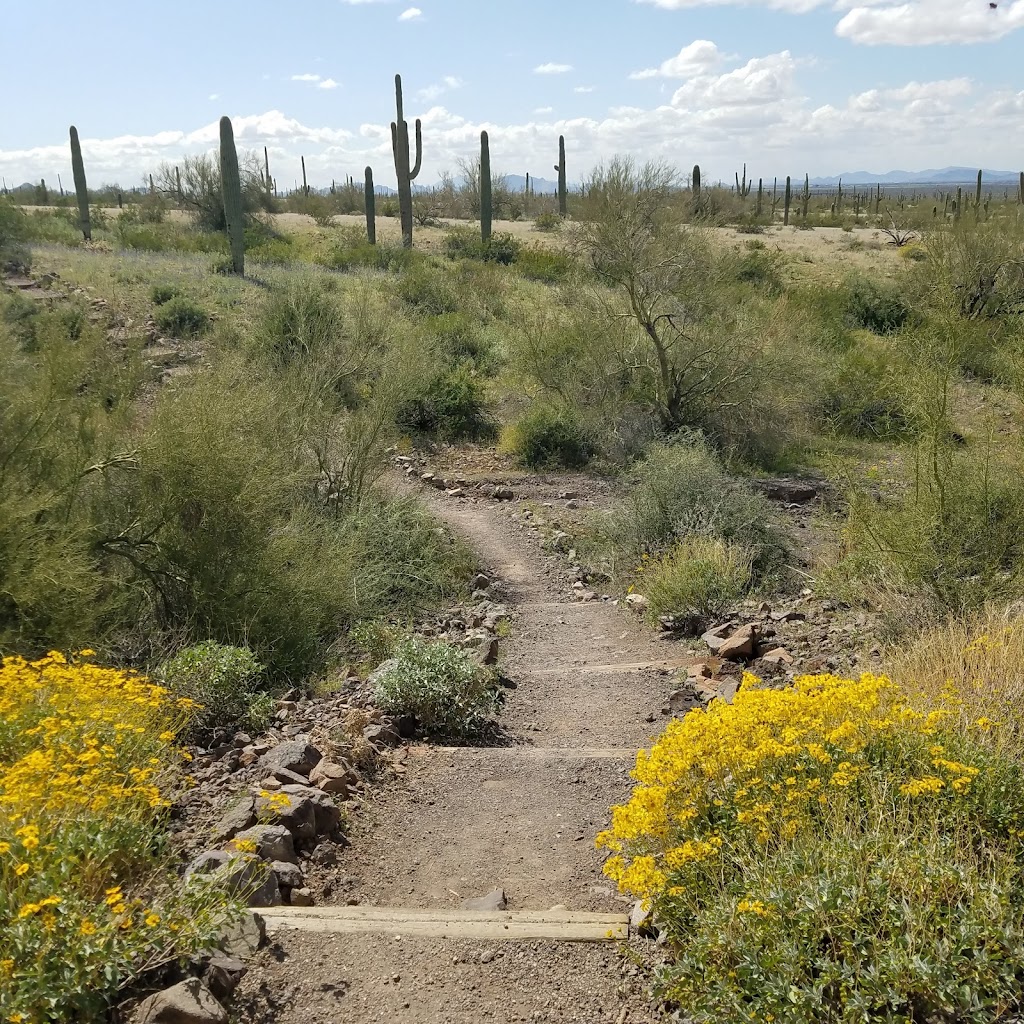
529,659,689,676
431,746,637,760
261,906,629,943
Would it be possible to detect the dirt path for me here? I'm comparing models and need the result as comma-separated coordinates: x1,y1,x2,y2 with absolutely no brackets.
237,491,676,1023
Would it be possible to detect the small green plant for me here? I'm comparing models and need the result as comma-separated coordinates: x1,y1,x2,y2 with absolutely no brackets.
443,227,521,265
154,296,210,339
844,277,914,334
372,636,497,742
502,405,596,469
157,641,271,736
641,536,753,621
515,245,573,283
396,362,494,440
533,210,562,233
149,283,180,306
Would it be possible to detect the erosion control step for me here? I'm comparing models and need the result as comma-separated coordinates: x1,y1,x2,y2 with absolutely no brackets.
262,906,630,942
433,746,637,760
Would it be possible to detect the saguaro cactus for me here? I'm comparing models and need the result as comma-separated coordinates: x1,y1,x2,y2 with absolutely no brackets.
68,125,91,241
301,156,309,197
554,135,567,217
783,176,792,226
735,163,751,198
391,73,423,249
218,116,245,275
364,167,376,245
756,178,763,218
480,131,492,244
1018,171,1023,205
264,147,272,197
801,173,810,221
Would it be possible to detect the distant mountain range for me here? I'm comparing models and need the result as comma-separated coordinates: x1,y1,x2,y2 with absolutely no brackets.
809,166,1022,187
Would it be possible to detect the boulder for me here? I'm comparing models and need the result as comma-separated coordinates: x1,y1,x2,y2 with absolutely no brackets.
279,784,342,837
258,740,322,778
216,911,266,959
624,594,649,613
271,860,304,891
203,954,248,1001
232,824,296,864
717,625,758,661
133,979,227,1024
460,889,507,912
210,795,256,843
309,760,353,797
186,851,281,908
255,790,316,841
761,647,795,666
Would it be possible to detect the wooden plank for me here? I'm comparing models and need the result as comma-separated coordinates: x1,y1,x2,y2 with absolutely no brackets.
262,907,629,942
529,660,688,676
433,746,636,761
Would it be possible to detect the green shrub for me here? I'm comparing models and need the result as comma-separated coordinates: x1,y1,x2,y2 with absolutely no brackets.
820,343,913,439
641,537,753,621
844,276,914,334
247,277,347,367
533,211,562,233
158,641,273,736
154,296,209,339
502,405,596,469
734,245,785,295
372,636,498,742
149,283,180,306
424,313,495,371
396,262,462,315
515,245,574,283
443,227,521,265
0,197,30,270
396,362,494,440
597,440,786,582
326,240,419,274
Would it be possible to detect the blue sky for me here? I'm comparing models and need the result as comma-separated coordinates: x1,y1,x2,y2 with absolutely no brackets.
2,0,1023,189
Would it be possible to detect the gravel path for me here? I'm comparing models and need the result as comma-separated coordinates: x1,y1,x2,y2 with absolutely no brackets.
236,490,677,1023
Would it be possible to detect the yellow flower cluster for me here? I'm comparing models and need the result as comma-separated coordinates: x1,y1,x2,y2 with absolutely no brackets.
597,673,993,900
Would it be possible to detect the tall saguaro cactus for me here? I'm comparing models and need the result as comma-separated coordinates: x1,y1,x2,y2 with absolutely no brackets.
218,116,245,276
692,164,702,215
783,176,792,226
480,131,493,244
364,167,376,245
735,163,751,198
801,173,810,221
68,125,91,241
391,74,423,249
301,156,309,197
554,135,567,217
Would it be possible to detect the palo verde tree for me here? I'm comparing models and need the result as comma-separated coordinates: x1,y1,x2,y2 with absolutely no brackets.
571,157,754,433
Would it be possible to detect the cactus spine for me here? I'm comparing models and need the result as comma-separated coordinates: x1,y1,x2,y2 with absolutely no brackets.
218,116,245,276
784,176,792,226
480,130,492,244
68,125,91,241
364,166,376,245
391,73,423,249
555,135,567,217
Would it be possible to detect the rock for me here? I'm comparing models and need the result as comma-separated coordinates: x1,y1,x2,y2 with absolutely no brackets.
367,658,398,689
203,954,248,1001
630,900,655,937
309,760,353,797
492,486,514,501
290,887,315,907
133,979,227,1024
232,824,297,864
460,889,507,912
717,625,758,661
716,677,740,704
363,723,400,747
271,860,304,891
687,663,714,680
761,647,795,666
258,740,322,778
771,610,807,623
472,573,491,590
624,594,649,612
211,795,256,843
445,488,465,498
279,784,342,838
472,636,499,667
269,766,310,787
756,478,819,504
255,790,316,841
217,911,266,959
661,688,700,717
186,851,281,908
700,623,734,652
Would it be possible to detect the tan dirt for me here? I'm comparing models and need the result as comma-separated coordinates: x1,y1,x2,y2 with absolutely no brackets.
235,486,677,1023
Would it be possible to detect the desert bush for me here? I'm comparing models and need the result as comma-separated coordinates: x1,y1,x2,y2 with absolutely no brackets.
372,636,497,742
501,405,596,469
327,240,418,273
514,245,574,284
0,197,30,270
598,672,1024,1024
154,295,209,339
533,211,562,233
733,244,785,295
396,261,462,315
396,362,493,441
820,342,913,439
443,227,521,265
639,537,753,621
596,440,786,582
0,651,237,1022
424,312,496,371
155,153,272,232
149,283,180,306
157,641,273,736
844,276,915,334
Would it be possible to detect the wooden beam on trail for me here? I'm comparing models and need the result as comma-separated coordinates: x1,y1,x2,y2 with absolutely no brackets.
261,906,630,942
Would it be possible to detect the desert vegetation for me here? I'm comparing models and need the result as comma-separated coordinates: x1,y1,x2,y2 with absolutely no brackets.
4,89,1024,1021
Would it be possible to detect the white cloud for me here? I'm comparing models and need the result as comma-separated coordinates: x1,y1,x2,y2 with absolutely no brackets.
631,40,724,79
318,78,340,90
534,106,554,114
417,75,463,100
291,73,322,82
574,86,595,94
633,0,1024,44
208,93,220,101
534,62,573,74
398,6,422,19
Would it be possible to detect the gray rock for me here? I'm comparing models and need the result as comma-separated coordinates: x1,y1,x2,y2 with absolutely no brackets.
203,954,248,1000
630,900,655,936
211,795,256,843
362,723,400,747
258,740,322,778
279,784,342,837
472,573,491,590
492,486,514,501
309,760,353,796
133,979,227,1024
460,889,507,912
216,911,266,959
255,790,317,841
233,824,297,864
367,658,398,689
291,887,315,907
272,860,304,890
268,766,310,787
185,851,280,908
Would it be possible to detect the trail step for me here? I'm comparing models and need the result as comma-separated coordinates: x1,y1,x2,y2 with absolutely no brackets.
530,659,689,676
433,746,636,760
261,906,629,942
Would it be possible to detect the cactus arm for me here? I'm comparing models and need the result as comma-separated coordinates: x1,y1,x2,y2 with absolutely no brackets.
410,119,423,180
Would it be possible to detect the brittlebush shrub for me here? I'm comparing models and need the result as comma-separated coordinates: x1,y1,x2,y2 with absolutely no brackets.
0,652,238,1022
598,673,1024,1024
